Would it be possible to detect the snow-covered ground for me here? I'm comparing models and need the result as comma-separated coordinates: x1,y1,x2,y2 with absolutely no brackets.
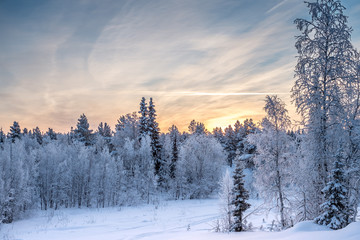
1,199,359,240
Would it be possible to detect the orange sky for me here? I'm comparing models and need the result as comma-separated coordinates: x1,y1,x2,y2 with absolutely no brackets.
0,0,359,134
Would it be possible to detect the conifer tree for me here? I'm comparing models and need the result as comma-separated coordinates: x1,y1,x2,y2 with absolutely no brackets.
224,125,236,167
74,114,93,146
0,128,5,144
169,125,179,179
9,121,21,143
138,97,149,138
46,128,57,140
148,98,162,179
33,126,43,145
98,122,112,141
315,151,351,229
232,159,250,232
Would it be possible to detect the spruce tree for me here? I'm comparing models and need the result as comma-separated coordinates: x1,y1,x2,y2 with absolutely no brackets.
232,159,251,232
74,114,93,146
315,152,351,229
169,125,179,179
148,98,162,179
224,125,236,167
33,126,43,145
98,122,112,141
9,121,21,143
0,128,5,144
46,128,57,140
138,97,149,138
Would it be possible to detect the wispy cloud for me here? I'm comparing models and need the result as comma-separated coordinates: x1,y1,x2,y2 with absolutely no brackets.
0,0,359,132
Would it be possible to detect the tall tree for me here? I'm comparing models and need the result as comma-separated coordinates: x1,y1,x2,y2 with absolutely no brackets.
33,127,43,145
0,128,5,145
169,125,179,180
148,98,162,179
9,121,21,143
219,169,234,232
138,97,149,138
292,0,355,215
248,96,293,228
224,125,236,167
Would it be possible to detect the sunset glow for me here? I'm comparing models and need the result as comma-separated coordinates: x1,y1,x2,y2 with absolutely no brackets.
1,0,360,133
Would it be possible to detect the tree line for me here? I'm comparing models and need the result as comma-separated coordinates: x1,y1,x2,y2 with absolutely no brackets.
1,0,359,233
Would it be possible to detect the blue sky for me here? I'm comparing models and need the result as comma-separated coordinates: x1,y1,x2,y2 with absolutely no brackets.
1,0,360,132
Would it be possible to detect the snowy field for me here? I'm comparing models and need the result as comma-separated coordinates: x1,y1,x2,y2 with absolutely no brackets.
1,199,360,240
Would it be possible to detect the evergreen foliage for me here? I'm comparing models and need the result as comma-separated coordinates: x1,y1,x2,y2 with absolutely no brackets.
33,127,42,145
138,97,149,138
315,152,351,230
148,98,162,179
74,114,93,146
231,159,250,232
46,128,57,140
9,121,21,143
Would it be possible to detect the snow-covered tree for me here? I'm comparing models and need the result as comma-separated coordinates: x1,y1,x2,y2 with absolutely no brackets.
188,120,206,135
0,128,5,146
219,169,234,232
33,127,42,145
224,125,236,167
9,121,21,143
74,114,93,146
231,159,250,232
248,96,293,228
315,150,351,229
169,125,179,180
177,134,226,199
138,97,149,138
292,0,355,215
46,128,57,140
113,112,138,152
148,98,162,181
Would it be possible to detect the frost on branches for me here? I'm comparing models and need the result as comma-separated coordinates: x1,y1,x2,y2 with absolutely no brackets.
231,159,250,232
315,152,351,230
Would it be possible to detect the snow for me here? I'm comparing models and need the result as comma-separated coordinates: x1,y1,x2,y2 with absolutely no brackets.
1,199,359,240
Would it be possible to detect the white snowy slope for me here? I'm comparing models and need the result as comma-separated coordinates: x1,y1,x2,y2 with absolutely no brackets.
0,199,359,240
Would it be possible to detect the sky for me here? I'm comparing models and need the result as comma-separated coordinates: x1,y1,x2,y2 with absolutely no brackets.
1,0,360,133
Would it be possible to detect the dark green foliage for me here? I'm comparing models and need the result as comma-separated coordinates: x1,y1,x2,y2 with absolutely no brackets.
232,160,251,232
74,114,93,146
9,121,21,143
315,153,351,229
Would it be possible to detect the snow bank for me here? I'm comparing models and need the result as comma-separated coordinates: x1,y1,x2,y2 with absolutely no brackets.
0,199,359,240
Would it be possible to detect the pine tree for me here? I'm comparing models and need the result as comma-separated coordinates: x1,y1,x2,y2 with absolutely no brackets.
148,98,162,179
224,125,236,167
46,128,57,140
98,122,112,142
188,120,206,135
9,121,21,143
169,125,179,179
231,159,250,232
74,114,93,146
138,97,149,138
33,126,43,145
0,128,5,144
315,151,351,230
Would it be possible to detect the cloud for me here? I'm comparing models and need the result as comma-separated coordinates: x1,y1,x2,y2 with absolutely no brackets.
0,0,358,132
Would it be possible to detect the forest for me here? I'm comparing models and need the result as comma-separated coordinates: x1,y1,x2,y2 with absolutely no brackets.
1,0,360,234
